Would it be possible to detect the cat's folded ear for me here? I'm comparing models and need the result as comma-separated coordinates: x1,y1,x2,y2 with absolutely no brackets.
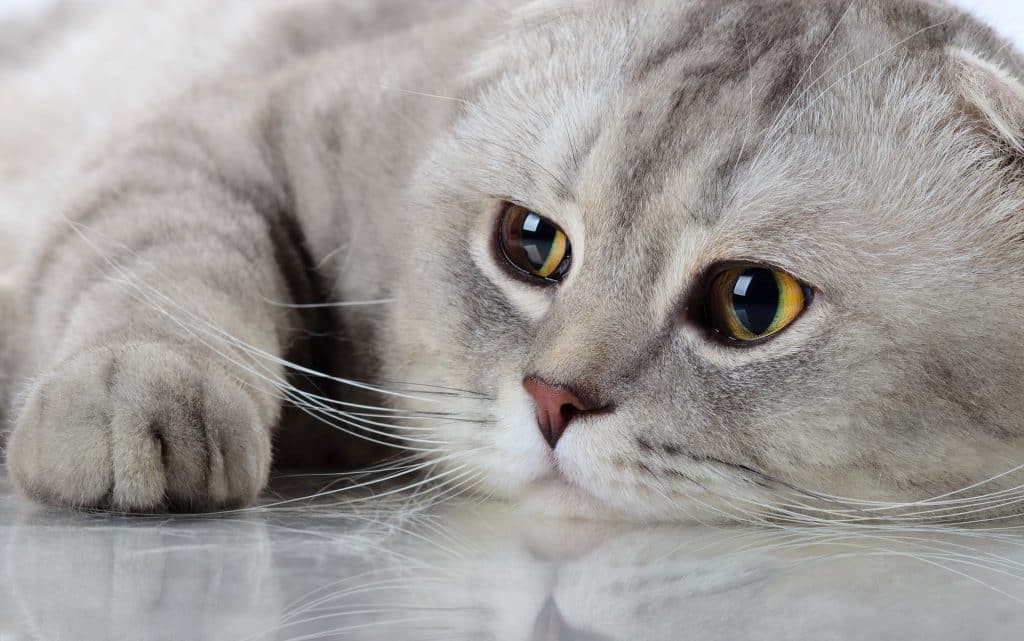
949,47,1024,156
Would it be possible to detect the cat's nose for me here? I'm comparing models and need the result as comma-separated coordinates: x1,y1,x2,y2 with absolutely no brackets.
523,377,604,449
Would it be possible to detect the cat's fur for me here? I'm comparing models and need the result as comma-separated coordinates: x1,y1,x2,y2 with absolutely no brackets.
3,0,1024,522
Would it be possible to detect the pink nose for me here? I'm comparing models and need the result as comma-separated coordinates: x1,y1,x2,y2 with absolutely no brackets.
523,377,597,449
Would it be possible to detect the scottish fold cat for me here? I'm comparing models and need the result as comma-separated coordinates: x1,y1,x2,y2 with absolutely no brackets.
3,0,1024,523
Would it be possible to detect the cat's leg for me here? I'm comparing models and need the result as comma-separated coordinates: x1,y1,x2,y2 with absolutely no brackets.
7,110,309,512
0,271,25,432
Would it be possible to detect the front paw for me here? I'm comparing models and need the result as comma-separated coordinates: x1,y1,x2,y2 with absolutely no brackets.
8,343,272,511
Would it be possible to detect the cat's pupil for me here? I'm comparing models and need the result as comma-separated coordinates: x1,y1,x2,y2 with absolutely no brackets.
731,269,780,336
520,213,557,269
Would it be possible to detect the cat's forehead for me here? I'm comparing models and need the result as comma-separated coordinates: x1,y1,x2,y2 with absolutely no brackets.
466,0,992,246
478,0,981,162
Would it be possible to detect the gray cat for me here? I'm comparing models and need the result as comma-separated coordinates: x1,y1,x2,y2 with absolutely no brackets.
3,0,1024,523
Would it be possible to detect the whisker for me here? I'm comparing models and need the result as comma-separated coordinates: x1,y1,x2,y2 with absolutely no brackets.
379,84,469,104
260,296,396,308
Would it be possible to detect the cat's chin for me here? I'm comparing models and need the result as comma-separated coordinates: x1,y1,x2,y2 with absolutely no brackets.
512,476,630,521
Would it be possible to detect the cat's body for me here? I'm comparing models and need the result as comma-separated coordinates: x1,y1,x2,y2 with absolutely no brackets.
4,0,1024,523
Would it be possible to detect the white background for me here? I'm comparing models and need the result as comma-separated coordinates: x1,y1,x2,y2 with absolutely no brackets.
961,0,1024,47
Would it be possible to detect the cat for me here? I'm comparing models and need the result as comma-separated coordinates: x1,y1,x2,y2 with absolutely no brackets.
3,0,1024,524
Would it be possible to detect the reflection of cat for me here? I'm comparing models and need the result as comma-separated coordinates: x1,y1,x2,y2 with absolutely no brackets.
5,512,282,639
405,510,1024,641
6,499,1024,640
5,0,1024,522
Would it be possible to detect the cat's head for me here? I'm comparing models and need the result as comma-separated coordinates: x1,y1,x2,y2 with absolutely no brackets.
389,0,1024,522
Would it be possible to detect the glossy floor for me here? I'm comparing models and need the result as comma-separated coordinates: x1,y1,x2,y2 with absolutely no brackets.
2,473,1024,641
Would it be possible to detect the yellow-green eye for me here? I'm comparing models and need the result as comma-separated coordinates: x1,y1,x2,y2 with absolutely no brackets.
707,266,811,342
497,204,572,281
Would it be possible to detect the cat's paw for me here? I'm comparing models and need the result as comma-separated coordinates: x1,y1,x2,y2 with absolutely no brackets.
8,342,272,511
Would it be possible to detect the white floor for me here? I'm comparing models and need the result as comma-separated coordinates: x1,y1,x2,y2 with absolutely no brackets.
2,473,1024,640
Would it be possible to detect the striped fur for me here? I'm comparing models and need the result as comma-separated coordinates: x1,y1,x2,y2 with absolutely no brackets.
3,0,1024,522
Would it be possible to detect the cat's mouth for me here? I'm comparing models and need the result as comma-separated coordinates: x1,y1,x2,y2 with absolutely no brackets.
548,446,783,511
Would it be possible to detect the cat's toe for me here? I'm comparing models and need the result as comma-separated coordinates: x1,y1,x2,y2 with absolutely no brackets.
8,348,117,509
8,343,271,512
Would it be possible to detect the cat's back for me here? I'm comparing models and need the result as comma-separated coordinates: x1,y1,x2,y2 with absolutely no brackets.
0,0,468,272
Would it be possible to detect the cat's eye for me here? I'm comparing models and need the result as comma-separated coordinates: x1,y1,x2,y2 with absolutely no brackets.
497,204,572,282
706,266,812,342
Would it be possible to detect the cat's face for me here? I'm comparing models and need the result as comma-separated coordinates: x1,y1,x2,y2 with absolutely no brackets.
389,0,1024,522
